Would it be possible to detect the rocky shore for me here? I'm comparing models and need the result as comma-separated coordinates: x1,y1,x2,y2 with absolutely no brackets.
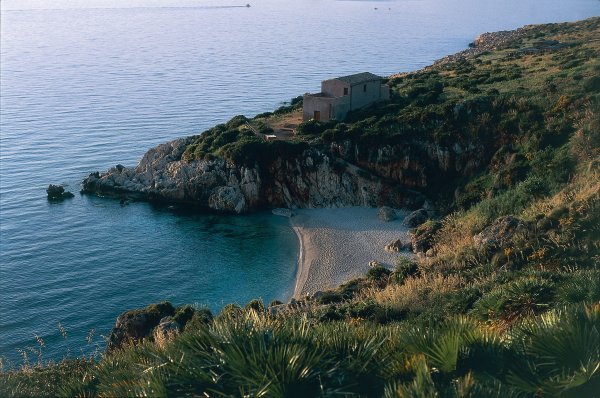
390,23,571,79
80,129,490,214
81,137,437,213
432,27,531,66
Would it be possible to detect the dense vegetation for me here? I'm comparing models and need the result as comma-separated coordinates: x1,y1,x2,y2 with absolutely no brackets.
181,97,306,168
1,18,598,397
3,303,598,397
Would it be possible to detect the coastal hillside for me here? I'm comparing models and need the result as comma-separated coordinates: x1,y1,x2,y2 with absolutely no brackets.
82,18,598,217
3,17,599,397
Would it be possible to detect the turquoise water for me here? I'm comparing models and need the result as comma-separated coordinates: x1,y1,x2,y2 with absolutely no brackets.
1,0,598,364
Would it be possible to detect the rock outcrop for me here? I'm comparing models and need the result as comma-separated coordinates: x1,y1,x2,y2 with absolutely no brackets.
410,220,442,254
384,238,407,253
403,208,429,228
106,302,175,353
105,302,213,353
82,138,428,213
153,316,181,342
473,215,529,248
330,140,485,190
47,184,75,200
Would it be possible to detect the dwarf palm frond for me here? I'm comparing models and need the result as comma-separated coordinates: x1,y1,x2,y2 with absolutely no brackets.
473,277,556,326
206,311,330,397
452,372,524,398
384,355,439,398
316,322,392,396
506,302,600,396
556,270,600,304
400,316,507,378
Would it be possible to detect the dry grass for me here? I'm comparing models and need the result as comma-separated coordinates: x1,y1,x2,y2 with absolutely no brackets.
525,168,599,218
362,274,466,313
416,210,488,274
153,329,179,350
266,109,303,131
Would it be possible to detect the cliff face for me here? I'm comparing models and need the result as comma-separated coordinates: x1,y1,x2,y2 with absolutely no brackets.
82,137,434,213
330,140,485,189
81,132,487,213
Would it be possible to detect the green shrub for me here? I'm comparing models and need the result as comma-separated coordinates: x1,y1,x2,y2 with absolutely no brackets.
225,115,248,129
316,290,345,305
297,119,336,135
338,278,369,299
393,258,420,284
583,75,600,92
367,265,392,282
273,96,303,115
172,305,195,326
473,277,556,323
245,299,265,312
184,308,213,331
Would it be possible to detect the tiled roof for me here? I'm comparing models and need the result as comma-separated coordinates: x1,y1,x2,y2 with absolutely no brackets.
334,72,382,85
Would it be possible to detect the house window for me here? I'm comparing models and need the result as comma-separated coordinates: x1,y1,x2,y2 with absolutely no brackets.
343,87,348,95
363,84,367,92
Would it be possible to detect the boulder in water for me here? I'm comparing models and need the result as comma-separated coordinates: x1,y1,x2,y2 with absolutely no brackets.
272,208,295,218
46,184,74,200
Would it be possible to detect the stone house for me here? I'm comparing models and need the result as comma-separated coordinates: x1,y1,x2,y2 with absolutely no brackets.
302,72,390,122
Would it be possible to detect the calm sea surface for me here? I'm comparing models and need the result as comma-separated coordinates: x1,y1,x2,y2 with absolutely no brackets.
1,0,598,364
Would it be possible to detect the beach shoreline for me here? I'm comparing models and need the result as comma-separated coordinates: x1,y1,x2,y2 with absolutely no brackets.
289,207,413,298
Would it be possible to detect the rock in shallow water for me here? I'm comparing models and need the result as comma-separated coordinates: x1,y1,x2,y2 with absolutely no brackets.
46,184,74,200
272,208,295,218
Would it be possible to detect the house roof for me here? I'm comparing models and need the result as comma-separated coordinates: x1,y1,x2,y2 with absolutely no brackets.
334,72,382,85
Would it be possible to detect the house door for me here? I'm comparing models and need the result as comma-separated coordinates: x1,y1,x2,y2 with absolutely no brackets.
313,110,321,121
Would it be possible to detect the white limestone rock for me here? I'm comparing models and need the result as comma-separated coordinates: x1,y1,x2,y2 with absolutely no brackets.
208,186,247,213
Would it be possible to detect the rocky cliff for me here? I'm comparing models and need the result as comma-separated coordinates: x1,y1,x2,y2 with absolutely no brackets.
81,119,494,213
330,140,485,188
82,137,434,213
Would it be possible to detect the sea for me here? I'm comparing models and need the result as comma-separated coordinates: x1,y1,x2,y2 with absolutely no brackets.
1,0,598,365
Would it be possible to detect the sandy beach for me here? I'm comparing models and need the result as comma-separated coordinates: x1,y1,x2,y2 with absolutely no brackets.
290,207,413,298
